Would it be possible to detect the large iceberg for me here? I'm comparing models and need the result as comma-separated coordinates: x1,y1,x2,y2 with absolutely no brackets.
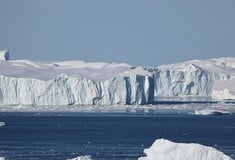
0,57,235,105
0,60,153,105
139,139,232,160
153,57,235,97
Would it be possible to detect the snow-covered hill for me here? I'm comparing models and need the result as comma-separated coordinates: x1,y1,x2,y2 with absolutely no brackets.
0,57,234,105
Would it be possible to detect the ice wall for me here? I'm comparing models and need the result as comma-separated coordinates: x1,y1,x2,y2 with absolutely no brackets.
0,57,235,105
153,64,230,97
0,74,153,105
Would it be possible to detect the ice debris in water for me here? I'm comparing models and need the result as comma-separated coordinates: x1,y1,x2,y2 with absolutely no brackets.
194,109,231,116
0,122,5,127
67,155,92,160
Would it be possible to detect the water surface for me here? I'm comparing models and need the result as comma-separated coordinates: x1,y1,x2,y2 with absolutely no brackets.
0,112,234,159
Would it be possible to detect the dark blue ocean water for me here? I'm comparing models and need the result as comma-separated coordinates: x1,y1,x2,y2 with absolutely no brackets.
0,112,234,160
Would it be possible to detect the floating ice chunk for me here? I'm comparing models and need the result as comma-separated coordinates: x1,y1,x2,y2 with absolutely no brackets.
0,122,5,127
67,155,92,160
194,109,231,116
139,139,232,160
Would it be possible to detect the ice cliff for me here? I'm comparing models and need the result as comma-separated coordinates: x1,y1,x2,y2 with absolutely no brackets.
0,57,234,105
0,60,153,105
138,139,232,160
153,57,235,97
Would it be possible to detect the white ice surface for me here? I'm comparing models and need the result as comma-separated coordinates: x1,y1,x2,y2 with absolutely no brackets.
139,139,232,160
0,60,132,81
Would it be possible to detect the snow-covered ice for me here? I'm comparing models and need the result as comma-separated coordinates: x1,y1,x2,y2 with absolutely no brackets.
0,57,235,105
138,139,232,160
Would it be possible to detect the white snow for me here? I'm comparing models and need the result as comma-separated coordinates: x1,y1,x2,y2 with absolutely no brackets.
0,50,9,61
138,139,232,160
0,57,235,105
67,155,92,160
194,109,231,116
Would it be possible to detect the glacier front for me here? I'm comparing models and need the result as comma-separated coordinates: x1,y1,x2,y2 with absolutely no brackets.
0,57,235,106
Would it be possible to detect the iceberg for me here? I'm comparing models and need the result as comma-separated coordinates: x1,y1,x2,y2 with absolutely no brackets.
0,57,235,105
153,57,235,98
139,139,232,160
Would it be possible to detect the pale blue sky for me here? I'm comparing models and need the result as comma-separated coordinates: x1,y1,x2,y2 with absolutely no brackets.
0,0,234,66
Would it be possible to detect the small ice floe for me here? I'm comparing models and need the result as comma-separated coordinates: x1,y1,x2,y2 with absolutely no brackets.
194,109,231,116
138,139,232,160
67,155,92,160
0,122,5,127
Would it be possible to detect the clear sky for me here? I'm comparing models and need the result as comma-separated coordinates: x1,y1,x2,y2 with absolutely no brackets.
0,0,234,66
